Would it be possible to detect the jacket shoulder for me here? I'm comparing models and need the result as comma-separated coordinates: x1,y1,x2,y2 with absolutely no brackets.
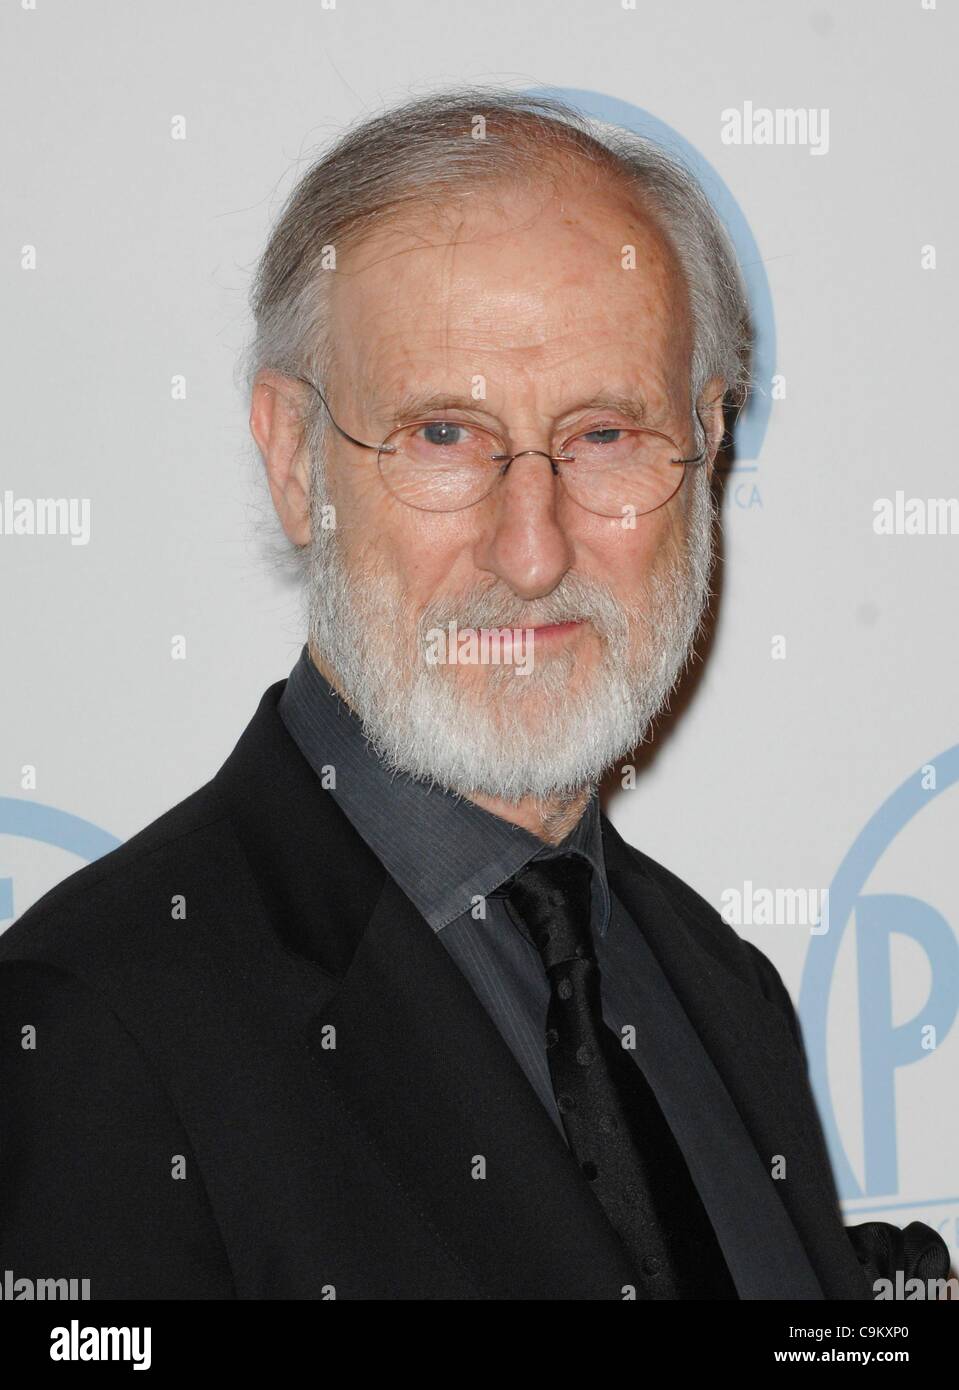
0,777,230,970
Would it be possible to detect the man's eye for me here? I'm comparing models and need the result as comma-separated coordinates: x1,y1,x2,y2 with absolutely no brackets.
420,422,467,447
581,428,624,445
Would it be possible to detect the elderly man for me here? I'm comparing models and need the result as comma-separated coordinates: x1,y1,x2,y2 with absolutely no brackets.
0,90,946,1301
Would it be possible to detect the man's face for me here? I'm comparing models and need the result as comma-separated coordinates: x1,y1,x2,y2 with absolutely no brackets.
289,180,719,803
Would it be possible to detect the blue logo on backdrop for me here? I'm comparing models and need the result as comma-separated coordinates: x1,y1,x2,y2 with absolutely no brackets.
0,798,120,927
526,86,774,502
799,750,959,1207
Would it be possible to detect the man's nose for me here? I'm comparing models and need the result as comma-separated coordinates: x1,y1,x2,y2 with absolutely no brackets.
474,448,575,601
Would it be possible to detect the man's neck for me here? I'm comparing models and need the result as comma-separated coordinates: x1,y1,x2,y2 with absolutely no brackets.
465,786,592,845
307,643,592,846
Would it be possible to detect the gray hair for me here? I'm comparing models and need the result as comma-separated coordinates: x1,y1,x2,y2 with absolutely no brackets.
243,86,752,478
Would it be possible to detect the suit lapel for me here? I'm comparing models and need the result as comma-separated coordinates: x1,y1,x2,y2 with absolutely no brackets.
601,815,870,1300
308,870,645,1299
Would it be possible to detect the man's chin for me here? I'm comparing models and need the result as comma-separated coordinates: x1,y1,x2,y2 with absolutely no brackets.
435,645,591,704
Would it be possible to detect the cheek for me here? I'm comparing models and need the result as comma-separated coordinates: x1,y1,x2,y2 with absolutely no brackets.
574,510,677,595
334,480,475,600
322,455,395,562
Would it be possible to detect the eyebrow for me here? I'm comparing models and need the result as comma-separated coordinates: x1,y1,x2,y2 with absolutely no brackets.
375,388,651,432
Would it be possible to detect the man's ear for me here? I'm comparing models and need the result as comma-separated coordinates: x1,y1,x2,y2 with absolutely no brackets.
697,376,728,481
250,369,313,547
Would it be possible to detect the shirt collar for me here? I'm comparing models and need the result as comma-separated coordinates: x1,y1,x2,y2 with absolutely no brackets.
277,644,612,935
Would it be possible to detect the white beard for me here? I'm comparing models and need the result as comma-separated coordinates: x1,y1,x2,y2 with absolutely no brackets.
306,473,716,804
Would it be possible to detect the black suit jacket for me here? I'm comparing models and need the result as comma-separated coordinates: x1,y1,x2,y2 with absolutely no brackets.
0,681,874,1300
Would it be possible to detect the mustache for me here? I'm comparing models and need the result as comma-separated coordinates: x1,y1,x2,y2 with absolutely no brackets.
416,574,632,640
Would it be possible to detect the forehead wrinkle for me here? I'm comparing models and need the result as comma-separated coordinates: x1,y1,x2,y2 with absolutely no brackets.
357,324,678,418
341,195,678,336
352,315,683,430
338,201,524,299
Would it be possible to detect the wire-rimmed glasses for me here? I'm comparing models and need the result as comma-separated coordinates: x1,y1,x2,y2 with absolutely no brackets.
287,374,708,518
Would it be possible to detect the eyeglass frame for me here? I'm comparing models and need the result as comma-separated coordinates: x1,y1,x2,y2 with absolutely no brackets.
285,372,712,516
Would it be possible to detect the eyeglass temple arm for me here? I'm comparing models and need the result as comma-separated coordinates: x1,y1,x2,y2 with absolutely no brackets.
286,374,387,453
675,405,714,466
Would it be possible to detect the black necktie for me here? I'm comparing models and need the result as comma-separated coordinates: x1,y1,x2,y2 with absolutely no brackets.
504,854,737,1299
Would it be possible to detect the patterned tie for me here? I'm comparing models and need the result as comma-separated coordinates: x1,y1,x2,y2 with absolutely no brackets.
504,853,736,1299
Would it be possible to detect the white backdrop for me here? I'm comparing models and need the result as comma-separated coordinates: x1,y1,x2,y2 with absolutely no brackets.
2,0,956,1267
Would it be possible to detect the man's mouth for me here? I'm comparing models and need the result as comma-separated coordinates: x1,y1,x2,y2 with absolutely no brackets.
457,619,586,652
528,620,584,642
422,618,590,672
